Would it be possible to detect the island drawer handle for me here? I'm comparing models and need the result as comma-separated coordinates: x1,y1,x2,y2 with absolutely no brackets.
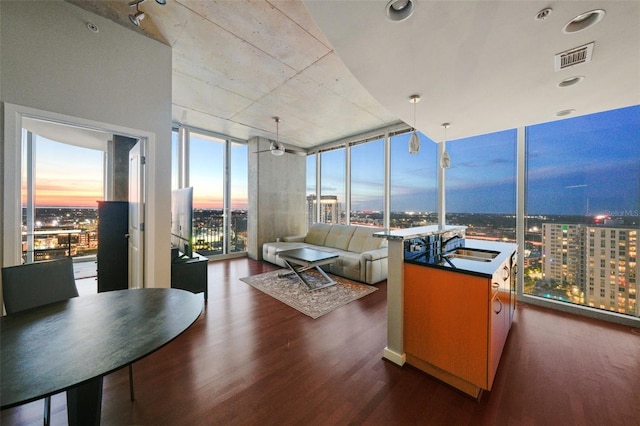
494,298,503,314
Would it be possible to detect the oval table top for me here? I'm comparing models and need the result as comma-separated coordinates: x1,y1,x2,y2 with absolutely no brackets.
1,288,203,409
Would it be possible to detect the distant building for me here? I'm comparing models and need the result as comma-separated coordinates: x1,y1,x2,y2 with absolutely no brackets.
542,223,638,316
306,195,340,228
542,224,587,292
586,226,637,316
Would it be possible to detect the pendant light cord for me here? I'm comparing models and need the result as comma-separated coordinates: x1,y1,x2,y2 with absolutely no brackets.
413,101,416,131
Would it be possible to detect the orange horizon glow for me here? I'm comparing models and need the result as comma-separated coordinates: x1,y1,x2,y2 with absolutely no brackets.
22,181,103,208
22,188,247,209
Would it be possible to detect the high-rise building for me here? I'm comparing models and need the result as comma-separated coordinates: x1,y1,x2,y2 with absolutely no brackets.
586,227,637,316
542,223,587,299
306,195,340,228
542,223,638,316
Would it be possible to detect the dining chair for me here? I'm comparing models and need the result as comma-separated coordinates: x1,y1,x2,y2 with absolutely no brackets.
2,257,135,426
2,257,78,426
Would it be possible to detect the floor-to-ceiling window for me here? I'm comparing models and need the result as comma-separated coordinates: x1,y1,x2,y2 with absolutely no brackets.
21,131,104,263
446,129,517,240
306,154,317,229
229,142,248,253
320,148,346,224
350,139,384,227
173,126,248,257
525,105,639,318
171,129,179,190
305,105,638,323
189,131,225,255
390,131,437,228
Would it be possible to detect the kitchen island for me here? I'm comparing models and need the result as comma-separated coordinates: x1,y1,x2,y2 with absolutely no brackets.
374,226,517,398
373,225,466,366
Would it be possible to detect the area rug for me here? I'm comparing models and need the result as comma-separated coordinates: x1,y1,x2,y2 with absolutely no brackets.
240,269,377,319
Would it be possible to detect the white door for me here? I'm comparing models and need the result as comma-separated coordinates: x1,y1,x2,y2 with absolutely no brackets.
128,141,145,289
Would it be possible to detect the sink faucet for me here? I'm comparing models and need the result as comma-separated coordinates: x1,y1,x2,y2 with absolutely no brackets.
441,234,463,253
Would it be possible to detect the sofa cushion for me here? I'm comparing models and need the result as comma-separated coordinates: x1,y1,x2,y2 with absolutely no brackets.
347,226,385,253
322,250,361,282
324,225,357,251
262,241,310,268
304,223,332,246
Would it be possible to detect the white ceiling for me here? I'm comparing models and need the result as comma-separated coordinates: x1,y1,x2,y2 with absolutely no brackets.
304,0,640,142
69,0,639,147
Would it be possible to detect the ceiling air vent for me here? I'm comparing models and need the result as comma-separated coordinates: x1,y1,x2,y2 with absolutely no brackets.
555,42,594,71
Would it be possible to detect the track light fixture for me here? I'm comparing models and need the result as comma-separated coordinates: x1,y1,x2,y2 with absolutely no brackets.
128,0,166,27
129,0,146,26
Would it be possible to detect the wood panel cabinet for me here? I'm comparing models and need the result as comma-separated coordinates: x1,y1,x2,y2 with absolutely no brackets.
404,260,512,398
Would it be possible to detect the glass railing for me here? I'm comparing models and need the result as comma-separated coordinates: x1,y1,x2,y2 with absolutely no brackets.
21,228,97,263
192,210,247,256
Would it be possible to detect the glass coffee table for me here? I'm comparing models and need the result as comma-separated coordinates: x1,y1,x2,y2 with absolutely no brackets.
277,248,339,290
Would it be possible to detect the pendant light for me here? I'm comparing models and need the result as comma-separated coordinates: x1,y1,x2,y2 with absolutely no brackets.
440,123,451,168
409,95,421,154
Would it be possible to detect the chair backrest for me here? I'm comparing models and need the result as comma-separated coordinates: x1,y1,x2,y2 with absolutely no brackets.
2,257,79,314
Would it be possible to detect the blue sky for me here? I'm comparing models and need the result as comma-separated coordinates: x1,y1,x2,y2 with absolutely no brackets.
526,105,639,215
315,104,639,216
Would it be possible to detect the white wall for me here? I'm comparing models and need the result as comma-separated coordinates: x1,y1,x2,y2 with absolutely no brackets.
1,1,172,289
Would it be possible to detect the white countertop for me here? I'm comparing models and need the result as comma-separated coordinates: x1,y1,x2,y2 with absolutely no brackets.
373,224,466,240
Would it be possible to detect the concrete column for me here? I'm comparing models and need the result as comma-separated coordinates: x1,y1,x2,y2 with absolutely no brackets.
247,136,306,260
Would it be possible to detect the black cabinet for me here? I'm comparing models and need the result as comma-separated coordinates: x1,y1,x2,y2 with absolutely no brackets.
171,253,208,300
97,201,129,292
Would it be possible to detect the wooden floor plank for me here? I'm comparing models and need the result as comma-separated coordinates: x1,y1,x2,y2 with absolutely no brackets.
2,258,638,425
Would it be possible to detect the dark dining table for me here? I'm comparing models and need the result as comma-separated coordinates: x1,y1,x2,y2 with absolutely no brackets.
1,288,203,425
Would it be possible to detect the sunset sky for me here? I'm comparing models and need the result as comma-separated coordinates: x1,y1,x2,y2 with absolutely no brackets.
25,138,103,208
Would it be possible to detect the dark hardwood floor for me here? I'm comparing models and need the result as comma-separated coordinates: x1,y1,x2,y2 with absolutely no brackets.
2,258,639,425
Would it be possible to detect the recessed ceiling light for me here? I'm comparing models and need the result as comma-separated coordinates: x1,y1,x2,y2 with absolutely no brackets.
385,0,415,22
556,109,576,117
535,8,552,21
86,22,99,33
558,76,584,88
563,9,605,34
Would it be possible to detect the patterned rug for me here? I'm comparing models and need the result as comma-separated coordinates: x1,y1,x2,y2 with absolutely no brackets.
240,269,377,319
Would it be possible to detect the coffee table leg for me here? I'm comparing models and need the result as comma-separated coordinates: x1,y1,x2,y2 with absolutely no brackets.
281,259,336,290
312,266,337,290
66,376,103,426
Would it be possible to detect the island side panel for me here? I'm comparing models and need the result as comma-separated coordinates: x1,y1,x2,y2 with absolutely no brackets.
383,238,406,365
404,263,489,388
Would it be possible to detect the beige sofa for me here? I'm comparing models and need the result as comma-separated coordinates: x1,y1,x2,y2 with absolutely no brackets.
262,223,388,285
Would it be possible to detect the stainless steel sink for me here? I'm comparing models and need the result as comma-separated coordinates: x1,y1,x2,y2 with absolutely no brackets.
443,248,499,262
